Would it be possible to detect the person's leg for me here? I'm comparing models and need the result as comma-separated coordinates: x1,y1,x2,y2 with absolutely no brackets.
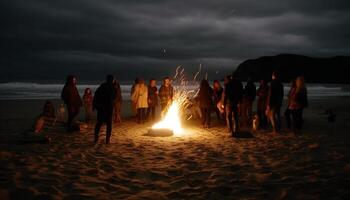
200,108,206,126
269,108,277,133
276,107,281,132
284,109,291,130
106,119,112,144
207,108,211,127
146,107,151,121
247,100,253,126
232,105,239,134
225,105,233,132
94,120,103,143
295,109,303,130
137,108,142,123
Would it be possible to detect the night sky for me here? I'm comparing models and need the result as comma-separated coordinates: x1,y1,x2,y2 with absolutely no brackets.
1,0,350,82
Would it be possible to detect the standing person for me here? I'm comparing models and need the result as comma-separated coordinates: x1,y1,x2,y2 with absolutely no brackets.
198,79,214,128
256,79,269,129
266,71,284,134
93,75,116,144
224,74,243,136
213,80,223,122
61,75,82,131
113,79,123,123
130,78,140,117
158,77,174,115
285,80,297,130
147,78,158,121
245,78,256,125
289,76,308,134
82,88,93,122
131,79,148,124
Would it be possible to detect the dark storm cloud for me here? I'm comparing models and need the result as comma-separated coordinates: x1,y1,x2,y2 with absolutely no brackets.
1,0,350,81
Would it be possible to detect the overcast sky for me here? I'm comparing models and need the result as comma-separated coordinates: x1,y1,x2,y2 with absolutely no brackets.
1,0,350,82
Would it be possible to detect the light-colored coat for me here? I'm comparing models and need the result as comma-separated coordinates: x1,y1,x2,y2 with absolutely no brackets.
131,83,148,109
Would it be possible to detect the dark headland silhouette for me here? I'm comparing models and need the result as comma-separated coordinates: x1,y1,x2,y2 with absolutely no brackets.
234,54,350,84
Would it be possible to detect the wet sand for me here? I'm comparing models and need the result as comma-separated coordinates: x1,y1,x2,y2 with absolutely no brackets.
0,98,350,199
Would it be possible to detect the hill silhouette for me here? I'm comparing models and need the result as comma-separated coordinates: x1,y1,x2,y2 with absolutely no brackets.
234,54,350,83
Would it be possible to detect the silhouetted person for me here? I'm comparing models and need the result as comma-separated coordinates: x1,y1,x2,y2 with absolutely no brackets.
256,79,269,129
93,75,116,144
82,88,93,122
224,74,243,136
131,79,148,124
289,76,308,134
113,79,123,123
61,75,82,131
267,71,284,134
159,77,174,115
244,78,256,125
213,80,223,121
147,79,158,121
43,100,55,118
285,80,296,130
198,79,214,128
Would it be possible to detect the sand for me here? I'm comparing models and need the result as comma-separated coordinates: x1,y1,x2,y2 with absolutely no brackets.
0,98,350,199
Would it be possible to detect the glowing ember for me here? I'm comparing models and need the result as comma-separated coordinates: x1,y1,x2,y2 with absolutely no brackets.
152,101,183,136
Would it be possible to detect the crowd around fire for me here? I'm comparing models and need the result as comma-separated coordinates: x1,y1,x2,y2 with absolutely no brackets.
38,71,308,144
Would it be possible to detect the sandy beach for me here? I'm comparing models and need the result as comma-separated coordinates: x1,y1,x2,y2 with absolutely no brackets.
0,98,350,199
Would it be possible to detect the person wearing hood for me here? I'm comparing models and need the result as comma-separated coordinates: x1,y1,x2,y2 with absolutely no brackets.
61,75,82,131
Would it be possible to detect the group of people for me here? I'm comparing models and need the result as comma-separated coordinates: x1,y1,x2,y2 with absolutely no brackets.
56,70,308,144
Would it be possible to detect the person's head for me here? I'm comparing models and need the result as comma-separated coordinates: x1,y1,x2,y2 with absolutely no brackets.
139,79,145,85
106,75,114,84
296,76,305,89
84,88,91,95
150,78,156,87
272,71,279,80
213,80,221,89
200,79,209,89
163,77,171,87
259,79,266,86
66,75,77,85
224,75,231,84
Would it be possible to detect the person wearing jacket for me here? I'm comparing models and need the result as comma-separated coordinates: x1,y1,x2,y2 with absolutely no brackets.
131,79,148,124
198,79,214,128
61,75,82,131
224,74,243,136
93,75,116,144
266,71,284,134
158,77,174,115
285,80,297,130
147,78,158,121
82,88,93,122
289,76,308,134
244,78,256,126
213,80,223,122
256,79,269,129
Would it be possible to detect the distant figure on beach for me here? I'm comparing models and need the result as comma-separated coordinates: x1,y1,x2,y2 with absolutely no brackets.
93,75,116,144
159,77,174,115
131,79,148,124
266,71,284,134
224,74,243,136
43,100,55,118
213,80,224,122
289,76,308,134
82,88,93,122
244,78,256,126
113,79,123,123
198,79,214,128
256,79,269,129
61,75,82,131
147,78,158,121
285,80,297,130
130,78,140,117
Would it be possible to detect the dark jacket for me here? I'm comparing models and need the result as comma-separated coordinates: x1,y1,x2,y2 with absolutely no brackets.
93,82,116,122
198,86,214,108
224,79,243,106
61,84,82,108
295,87,308,108
148,86,158,107
159,85,174,105
268,79,284,108
245,81,256,102
213,87,223,104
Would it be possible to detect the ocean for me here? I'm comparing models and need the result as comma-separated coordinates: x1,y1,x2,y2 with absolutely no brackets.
0,82,350,100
